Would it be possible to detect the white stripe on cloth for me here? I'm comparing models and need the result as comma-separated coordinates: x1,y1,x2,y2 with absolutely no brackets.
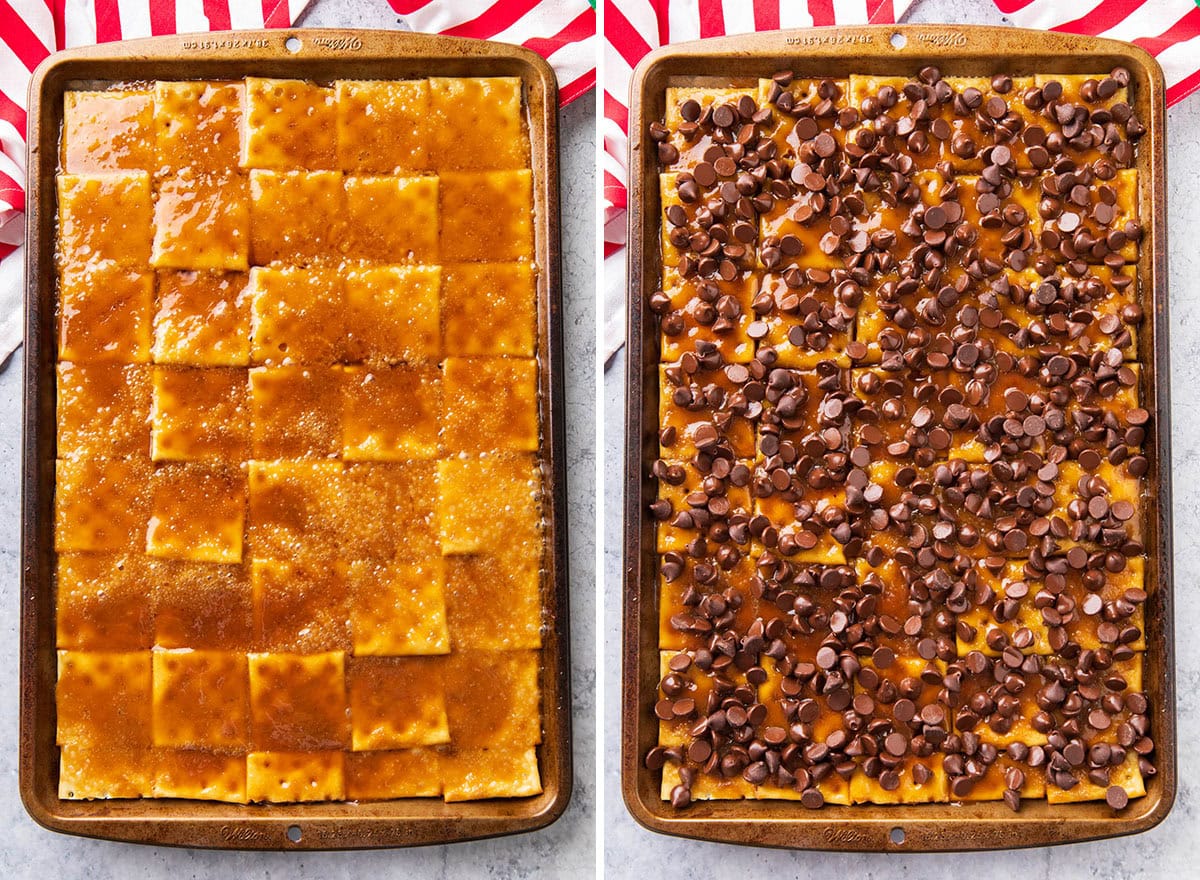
779,5,815,28
0,138,23,182
721,0,756,37
621,0,661,42
603,247,628,365
605,34,634,96
667,0,703,43
177,0,211,33
1156,32,1200,86
400,0,496,34
491,2,581,46
64,0,98,48
546,32,595,90
116,0,153,39
0,118,24,172
1004,0,1101,30
832,0,871,25
229,0,266,30
1101,0,1195,43
0,38,32,109
0,201,21,242
601,117,628,192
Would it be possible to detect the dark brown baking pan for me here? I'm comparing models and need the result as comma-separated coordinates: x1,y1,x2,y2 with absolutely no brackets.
21,29,570,850
623,24,1173,851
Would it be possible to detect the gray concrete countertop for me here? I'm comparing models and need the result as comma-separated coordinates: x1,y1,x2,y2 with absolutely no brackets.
0,1,596,876
602,0,1200,875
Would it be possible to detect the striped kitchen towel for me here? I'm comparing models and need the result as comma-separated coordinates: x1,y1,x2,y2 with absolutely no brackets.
602,0,1200,358
0,0,597,361
999,0,1200,106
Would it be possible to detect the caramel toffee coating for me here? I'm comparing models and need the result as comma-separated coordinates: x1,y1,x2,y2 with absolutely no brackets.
651,68,1151,811
54,78,544,804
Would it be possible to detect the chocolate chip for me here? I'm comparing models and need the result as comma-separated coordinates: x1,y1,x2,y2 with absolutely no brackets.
713,156,737,177
794,117,819,141
712,104,736,128
884,732,908,757
693,162,717,188
813,132,837,158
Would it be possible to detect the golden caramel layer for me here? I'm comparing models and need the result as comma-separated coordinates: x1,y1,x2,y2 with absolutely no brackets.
54,78,544,803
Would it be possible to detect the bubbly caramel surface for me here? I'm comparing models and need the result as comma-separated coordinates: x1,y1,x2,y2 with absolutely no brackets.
54,77,543,803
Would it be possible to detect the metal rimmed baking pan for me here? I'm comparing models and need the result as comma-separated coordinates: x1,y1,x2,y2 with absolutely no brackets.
622,23,1173,852
21,28,570,850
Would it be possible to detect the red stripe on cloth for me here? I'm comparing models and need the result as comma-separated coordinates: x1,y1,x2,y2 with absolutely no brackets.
262,0,290,29
443,0,543,39
150,0,175,35
51,0,67,51
94,0,122,42
603,169,626,204
1053,0,1148,37
203,0,232,31
808,0,837,28
605,0,654,71
1166,64,1200,104
604,89,629,134
993,0,1035,12
699,0,727,39
752,0,780,31
386,0,433,13
1133,6,1200,56
522,6,594,58
0,87,27,136
867,0,896,24
604,241,622,258
0,0,52,70
561,67,595,105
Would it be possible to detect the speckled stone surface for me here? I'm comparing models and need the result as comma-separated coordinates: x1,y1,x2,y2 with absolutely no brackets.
602,0,1200,874
0,1,596,875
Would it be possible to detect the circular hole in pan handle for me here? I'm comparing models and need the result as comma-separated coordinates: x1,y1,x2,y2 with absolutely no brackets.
285,35,302,53
890,32,907,49
287,824,303,843
890,826,906,845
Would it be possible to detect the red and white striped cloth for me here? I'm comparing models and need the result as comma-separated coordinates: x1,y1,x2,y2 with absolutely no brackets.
602,0,1200,356
0,0,597,359
1000,0,1200,106
388,0,597,105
